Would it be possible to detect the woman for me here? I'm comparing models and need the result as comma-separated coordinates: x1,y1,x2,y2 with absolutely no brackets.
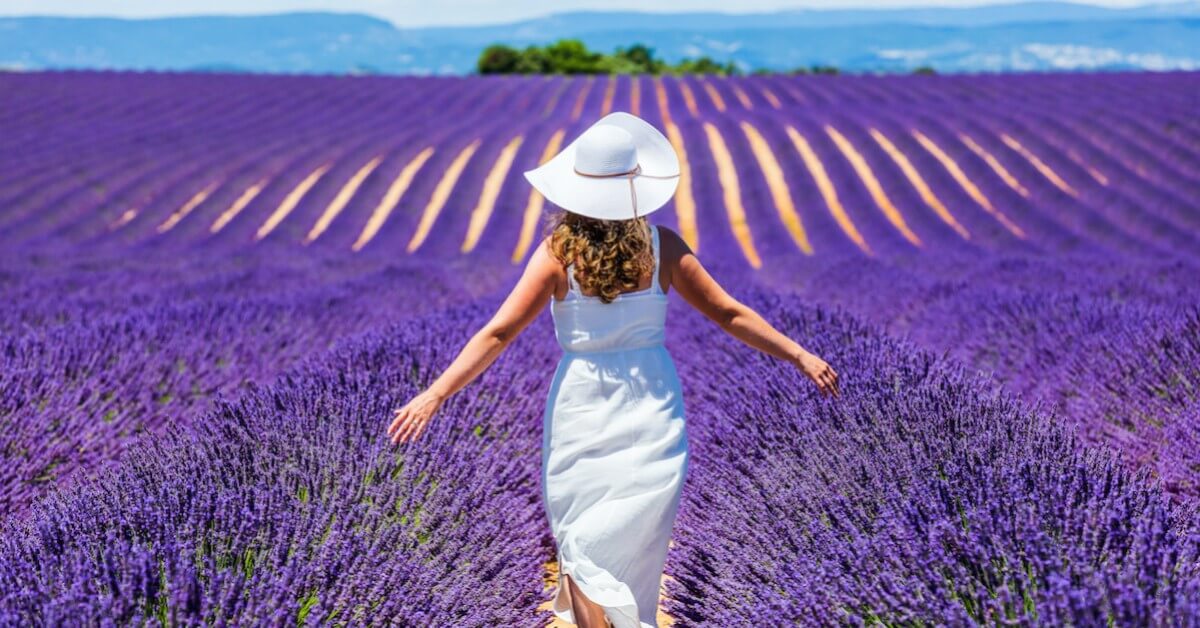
387,112,839,628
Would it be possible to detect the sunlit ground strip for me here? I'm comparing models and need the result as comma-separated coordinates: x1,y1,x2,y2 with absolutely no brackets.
760,86,782,109
779,83,807,105
654,77,674,126
654,77,699,251
700,79,727,112
913,131,1024,238
255,163,330,241
678,80,700,118
542,80,568,118
958,133,1030,198
630,76,641,116
303,155,383,244
210,178,267,234
868,128,964,243
539,558,562,626
600,75,616,116
703,122,762,268
1070,127,1144,180
157,180,219,233
828,126,924,246
570,76,594,122
462,135,524,253
511,130,565,263
110,208,138,230
407,140,481,253
786,126,871,255
1067,149,1110,185
1000,133,1078,197
353,147,434,252
731,82,754,109
663,123,699,252
739,120,813,255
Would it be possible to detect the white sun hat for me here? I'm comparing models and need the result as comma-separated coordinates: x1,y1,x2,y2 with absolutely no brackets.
523,111,680,221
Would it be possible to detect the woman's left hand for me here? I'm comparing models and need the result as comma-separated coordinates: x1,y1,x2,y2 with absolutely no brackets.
388,390,445,445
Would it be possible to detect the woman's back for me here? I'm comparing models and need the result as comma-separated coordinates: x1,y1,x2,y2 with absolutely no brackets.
542,221,687,627
550,224,668,355
390,109,836,628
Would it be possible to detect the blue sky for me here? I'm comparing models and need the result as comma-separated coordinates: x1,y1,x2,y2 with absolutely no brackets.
0,0,1185,26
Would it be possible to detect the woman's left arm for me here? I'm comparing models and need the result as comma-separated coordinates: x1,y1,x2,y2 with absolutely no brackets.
388,239,558,445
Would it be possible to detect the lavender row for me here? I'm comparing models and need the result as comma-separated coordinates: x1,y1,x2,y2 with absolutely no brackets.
0,301,560,625
7,269,1196,624
757,251,1200,497
0,245,520,515
660,282,1200,624
4,71,1199,262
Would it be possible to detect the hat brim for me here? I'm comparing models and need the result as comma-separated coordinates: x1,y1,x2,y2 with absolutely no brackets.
523,111,680,221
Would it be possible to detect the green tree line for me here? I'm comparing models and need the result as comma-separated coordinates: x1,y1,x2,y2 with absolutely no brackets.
478,40,739,75
477,39,938,76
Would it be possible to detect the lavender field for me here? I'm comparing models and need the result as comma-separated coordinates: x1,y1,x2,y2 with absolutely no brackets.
1,70,1199,625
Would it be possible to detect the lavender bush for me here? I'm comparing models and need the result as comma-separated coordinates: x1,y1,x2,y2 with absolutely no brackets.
1,302,558,625
662,286,1200,624
2,69,1199,624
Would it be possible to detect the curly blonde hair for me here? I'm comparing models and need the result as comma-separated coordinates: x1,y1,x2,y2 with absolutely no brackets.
546,211,654,304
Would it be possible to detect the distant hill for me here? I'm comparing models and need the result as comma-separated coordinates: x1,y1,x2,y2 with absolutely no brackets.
1,3,1199,74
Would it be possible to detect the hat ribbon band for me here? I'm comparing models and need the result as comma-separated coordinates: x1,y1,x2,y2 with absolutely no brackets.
572,163,680,218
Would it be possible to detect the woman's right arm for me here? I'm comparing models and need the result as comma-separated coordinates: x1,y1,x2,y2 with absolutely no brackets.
659,227,839,398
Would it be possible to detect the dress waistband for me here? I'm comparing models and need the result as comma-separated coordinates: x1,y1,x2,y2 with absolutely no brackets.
560,341,666,356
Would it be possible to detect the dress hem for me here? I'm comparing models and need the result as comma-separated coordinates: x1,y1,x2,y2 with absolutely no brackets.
551,550,656,628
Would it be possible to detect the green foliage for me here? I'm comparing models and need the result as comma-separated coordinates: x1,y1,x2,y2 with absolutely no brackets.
614,44,665,74
512,46,549,73
543,39,604,73
476,39,738,75
790,64,841,75
476,39,928,75
296,590,320,625
667,56,741,76
477,44,521,74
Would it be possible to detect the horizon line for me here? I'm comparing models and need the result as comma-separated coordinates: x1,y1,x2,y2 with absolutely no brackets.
1,0,1196,30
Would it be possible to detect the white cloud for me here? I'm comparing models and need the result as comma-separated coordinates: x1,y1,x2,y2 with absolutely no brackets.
701,39,743,54
873,40,971,65
876,48,931,62
1021,43,1198,70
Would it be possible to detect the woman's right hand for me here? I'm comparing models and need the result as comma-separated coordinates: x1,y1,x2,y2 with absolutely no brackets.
795,350,840,398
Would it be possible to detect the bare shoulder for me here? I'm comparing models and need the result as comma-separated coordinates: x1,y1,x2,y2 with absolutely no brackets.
529,235,565,278
656,225,693,256
529,235,553,264
655,225,696,269
654,225,731,312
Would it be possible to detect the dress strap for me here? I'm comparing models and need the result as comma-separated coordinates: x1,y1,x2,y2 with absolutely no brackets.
565,262,581,297
650,224,663,294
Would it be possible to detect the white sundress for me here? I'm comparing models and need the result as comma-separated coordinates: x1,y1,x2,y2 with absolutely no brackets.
541,224,690,628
